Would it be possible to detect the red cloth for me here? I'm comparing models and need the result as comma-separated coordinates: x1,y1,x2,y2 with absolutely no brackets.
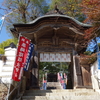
44,80,47,83
61,80,64,83
12,36,30,81
57,73,61,80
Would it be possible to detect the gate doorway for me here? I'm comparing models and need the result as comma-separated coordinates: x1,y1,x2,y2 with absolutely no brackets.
47,73,57,82
39,52,73,89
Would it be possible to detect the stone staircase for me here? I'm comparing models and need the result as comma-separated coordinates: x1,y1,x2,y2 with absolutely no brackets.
47,82,62,89
21,89,100,100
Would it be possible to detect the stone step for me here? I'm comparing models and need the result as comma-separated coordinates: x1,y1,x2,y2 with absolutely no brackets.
25,89,95,93
47,87,62,89
47,86,62,89
24,91,98,96
47,82,61,84
47,82,62,89
22,89,100,100
22,95,100,100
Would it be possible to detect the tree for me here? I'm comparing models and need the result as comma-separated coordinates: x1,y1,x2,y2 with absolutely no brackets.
0,38,18,54
1,0,49,37
81,0,100,39
39,62,69,73
50,0,85,22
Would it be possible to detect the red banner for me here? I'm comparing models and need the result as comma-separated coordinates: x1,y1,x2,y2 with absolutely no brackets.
12,36,30,81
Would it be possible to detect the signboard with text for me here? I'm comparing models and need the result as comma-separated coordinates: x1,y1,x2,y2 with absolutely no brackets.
12,36,30,81
40,53,71,62
24,43,34,71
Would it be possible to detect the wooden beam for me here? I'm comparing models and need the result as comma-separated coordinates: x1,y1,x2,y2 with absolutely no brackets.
69,27,84,35
38,39,52,42
37,47,73,52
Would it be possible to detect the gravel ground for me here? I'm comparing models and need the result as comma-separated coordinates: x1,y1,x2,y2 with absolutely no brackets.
0,84,8,100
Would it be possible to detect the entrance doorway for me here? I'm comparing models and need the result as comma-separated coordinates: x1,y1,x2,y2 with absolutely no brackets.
38,52,73,90
39,61,73,89
47,73,57,82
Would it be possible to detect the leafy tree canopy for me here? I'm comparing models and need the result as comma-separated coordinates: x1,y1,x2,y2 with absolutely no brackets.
81,0,100,39
0,38,18,54
39,62,69,73
49,0,85,22
1,0,49,37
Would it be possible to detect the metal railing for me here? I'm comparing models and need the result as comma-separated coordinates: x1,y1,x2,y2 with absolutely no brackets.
0,78,9,100
0,78,9,89
5,80,22,100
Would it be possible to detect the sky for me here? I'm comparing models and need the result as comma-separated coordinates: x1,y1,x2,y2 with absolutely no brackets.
0,0,12,43
0,24,12,43
0,0,51,44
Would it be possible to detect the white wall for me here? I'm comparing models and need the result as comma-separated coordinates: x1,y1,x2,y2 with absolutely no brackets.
0,60,3,77
0,47,17,83
91,61,100,90
5,47,16,56
91,61,100,79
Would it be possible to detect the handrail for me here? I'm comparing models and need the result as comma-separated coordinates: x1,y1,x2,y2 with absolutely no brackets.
0,78,9,89
0,78,8,100
6,81,21,100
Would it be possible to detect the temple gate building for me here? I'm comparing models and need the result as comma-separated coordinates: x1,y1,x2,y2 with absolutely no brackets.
6,10,100,100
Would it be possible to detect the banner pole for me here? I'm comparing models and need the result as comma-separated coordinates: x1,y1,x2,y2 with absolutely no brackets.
0,9,18,35
0,16,5,35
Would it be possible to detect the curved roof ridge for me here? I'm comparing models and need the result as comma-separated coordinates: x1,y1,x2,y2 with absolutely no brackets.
27,14,92,27
13,14,92,28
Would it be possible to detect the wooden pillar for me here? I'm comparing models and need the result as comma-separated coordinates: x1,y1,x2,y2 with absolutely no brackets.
75,56,83,87
73,55,83,88
37,52,40,87
73,56,77,89
81,65,92,87
70,53,74,89
23,70,30,90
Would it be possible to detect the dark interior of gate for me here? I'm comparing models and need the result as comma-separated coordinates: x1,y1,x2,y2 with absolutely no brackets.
10,13,92,90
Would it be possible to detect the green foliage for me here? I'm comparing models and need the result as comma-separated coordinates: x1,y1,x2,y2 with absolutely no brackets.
98,43,100,47
2,0,49,35
3,0,49,23
49,0,85,22
84,51,92,55
39,62,69,73
0,48,5,54
39,62,69,85
31,0,49,14
0,38,18,54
